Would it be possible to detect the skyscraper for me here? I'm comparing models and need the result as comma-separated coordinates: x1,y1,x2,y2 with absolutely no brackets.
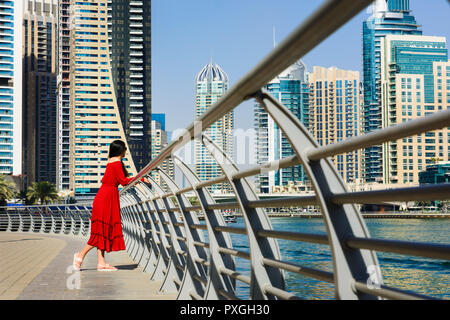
69,0,137,199
0,0,22,175
23,0,58,187
308,66,361,184
380,34,449,185
56,0,72,191
362,0,422,183
254,60,309,193
107,0,151,172
194,60,233,193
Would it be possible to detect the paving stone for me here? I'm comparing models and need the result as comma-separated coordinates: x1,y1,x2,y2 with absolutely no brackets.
0,232,176,300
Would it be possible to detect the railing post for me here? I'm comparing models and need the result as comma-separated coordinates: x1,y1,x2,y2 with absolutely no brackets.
134,183,174,289
131,185,163,275
79,206,90,236
62,206,71,234
72,207,81,236
126,185,158,271
0,207,8,231
157,168,209,300
121,195,138,256
144,176,186,294
173,155,236,300
201,134,285,299
123,192,146,262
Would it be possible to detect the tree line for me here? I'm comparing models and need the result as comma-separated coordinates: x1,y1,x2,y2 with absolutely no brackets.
0,175,63,206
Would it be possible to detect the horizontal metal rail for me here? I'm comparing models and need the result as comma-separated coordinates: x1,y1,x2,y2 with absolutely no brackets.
352,281,434,301
119,0,373,194
307,109,450,161
264,285,302,300
345,237,450,260
172,156,299,196
262,258,334,283
332,183,450,204
257,229,329,245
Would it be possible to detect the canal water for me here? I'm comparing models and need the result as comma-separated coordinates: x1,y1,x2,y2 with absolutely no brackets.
213,217,449,299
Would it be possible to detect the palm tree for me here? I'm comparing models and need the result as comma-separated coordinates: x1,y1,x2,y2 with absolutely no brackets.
0,174,16,206
26,181,60,212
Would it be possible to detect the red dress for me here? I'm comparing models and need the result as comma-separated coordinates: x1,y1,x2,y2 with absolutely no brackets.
87,161,135,252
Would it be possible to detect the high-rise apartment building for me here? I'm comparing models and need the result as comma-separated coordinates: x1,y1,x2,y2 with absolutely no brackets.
308,66,362,184
69,0,137,199
150,113,174,190
254,60,309,193
194,60,233,193
0,0,22,175
23,0,57,187
380,35,449,185
56,0,72,191
107,0,151,172
362,0,422,183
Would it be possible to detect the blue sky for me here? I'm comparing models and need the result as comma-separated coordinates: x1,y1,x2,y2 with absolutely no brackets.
152,0,450,134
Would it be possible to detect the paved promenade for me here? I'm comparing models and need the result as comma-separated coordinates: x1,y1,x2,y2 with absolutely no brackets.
0,232,177,300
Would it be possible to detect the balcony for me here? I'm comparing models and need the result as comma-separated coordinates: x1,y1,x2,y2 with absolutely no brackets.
130,15,143,21
130,51,143,56
130,8,143,14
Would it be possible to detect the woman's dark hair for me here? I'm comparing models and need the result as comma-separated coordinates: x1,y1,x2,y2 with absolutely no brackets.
108,140,129,177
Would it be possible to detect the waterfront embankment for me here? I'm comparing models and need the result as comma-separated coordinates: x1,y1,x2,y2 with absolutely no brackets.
198,212,450,219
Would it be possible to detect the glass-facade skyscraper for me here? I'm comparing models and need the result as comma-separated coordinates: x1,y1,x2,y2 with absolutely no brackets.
23,0,58,187
309,66,361,184
69,0,137,199
254,60,309,193
57,0,72,191
0,0,22,175
194,60,233,193
57,0,151,193
107,0,152,172
362,0,422,183
380,34,449,185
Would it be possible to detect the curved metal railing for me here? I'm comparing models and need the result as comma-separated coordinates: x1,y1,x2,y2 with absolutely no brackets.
0,204,92,236
116,0,450,300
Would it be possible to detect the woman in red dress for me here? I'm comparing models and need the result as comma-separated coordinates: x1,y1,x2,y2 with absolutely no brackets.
73,140,148,271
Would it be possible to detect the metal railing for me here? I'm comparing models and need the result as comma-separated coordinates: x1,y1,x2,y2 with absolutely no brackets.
0,204,92,236
1,0,449,300
116,0,450,300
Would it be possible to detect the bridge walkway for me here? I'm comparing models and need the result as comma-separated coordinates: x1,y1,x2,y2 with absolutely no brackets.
0,232,176,300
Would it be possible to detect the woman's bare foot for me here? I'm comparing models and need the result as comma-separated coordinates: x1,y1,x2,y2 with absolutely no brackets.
73,252,83,271
97,263,118,272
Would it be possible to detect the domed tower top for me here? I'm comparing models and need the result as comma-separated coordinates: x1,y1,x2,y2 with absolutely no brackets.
270,59,307,83
195,58,229,84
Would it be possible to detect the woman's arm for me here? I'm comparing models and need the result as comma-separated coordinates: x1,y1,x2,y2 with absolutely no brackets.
116,163,149,186
116,163,134,186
